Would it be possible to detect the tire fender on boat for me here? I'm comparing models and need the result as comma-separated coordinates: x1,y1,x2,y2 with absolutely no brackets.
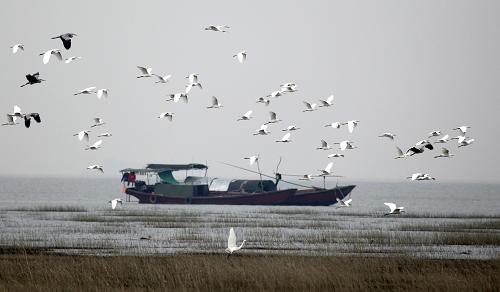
149,193,156,203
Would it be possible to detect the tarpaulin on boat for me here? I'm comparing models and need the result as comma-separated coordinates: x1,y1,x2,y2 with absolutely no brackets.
158,170,179,184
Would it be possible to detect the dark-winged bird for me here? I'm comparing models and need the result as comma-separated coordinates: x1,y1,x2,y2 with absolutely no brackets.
51,33,77,50
405,142,434,156
23,113,41,128
20,73,45,87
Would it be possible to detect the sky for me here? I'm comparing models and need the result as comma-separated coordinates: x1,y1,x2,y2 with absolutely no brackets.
1,0,499,183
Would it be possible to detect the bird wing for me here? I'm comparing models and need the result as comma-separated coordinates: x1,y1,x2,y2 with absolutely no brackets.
92,140,103,148
54,51,63,61
211,96,218,106
344,199,352,205
282,133,291,141
395,146,403,156
111,200,117,210
326,95,334,104
324,162,333,173
42,51,52,64
137,66,149,74
347,121,355,133
340,141,347,151
237,53,245,63
249,156,257,165
442,148,449,155
244,110,252,118
97,89,108,99
167,113,173,121
384,203,396,212
228,228,236,248
270,111,276,120
303,101,312,109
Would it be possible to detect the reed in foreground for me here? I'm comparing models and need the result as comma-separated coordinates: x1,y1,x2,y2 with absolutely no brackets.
0,253,498,291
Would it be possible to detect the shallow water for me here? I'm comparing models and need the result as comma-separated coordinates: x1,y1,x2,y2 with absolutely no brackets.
0,177,499,259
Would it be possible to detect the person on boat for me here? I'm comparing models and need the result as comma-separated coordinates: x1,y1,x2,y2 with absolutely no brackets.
128,171,136,187
121,172,129,187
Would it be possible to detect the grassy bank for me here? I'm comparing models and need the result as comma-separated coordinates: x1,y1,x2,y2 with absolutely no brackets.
0,252,498,291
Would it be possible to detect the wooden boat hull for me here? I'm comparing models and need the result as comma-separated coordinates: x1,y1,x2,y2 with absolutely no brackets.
280,185,356,206
125,188,297,205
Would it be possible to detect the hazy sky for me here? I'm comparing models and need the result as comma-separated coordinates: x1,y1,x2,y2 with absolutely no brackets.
1,0,499,183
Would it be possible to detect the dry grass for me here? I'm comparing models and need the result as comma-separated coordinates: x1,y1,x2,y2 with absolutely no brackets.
0,253,498,291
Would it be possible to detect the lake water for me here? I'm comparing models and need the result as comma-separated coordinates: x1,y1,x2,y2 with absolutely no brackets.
0,177,499,259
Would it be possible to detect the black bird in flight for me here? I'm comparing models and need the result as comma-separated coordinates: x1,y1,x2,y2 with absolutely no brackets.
23,113,42,128
20,73,45,87
51,33,77,50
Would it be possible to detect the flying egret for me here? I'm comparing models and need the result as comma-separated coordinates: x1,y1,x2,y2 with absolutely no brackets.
384,203,405,215
233,51,247,63
207,96,223,109
458,138,474,148
407,173,435,181
282,125,300,131
10,43,24,54
153,74,172,83
327,153,344,158
267,90,283,98
324,122,342,129
317,140,332,150
378,133,396,140
96,89,109,99
428,130,441,138
51,33,77,50
244,156,258,165
20,72,45,87
415,140,431,146
97,133,112,137
256,97,270,106
253,124,270,135
65,56,82,64
335,140,356,151
299,174,314,180
91,118,105,128
302,101,317,112
318,162,334,176
434,148,454,158
453,126,471,135
225,228,246,256
87,165,104,173
166,93,188,103
336,198,352,208
435,134,450,143
280,83,298,93
265,111,282,124
11,105,24,118
40,49,63,64
343,120,359,133
137,66,153,78
276,132,291,143
74,87,97,95
237,110,253,121
85,140,103,150
186,73,199,84
185,82,202,94
73,130,90,141
108,198,123,210
23,113,41,128
158,112,174,121
319,95,334,107
205,25,230,32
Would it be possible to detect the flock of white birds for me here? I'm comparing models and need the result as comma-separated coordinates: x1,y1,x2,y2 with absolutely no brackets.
6,25,477,253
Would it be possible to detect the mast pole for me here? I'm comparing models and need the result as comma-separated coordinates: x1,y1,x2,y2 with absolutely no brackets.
256,154,263,191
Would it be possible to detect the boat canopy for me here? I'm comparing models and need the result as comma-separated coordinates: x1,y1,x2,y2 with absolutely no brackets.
120,163,208,175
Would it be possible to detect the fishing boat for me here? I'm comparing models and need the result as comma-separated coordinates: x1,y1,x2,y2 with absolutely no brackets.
120,163,355,206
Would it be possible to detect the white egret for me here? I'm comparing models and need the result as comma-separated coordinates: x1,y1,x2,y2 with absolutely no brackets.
73,130,90,142
225,228,246,255
97,133,112,137
87,165,104,173
428,130,441,138
302,101,317,112
244,156,258,165
158,112,174,121
318,162,334,176
435,134,450,143
186,73,199,84
74,87,97,95
453,126,471,135
10,43,24,54
316,140,332,150
324,122,342,129
166,93,188,103
65,56,82,63
319,95,334,107
280,83,298,93
51,33,77,50
256,97,270,106
282,125,300,131
335,140,356,151
205,25,230,32
207,96,223,109
342,120,359,133
336,198,352,208
276,132,291,143
394,146,407,159
384,203,405,215
2,115,18,126
378,133,396,140
90,118,105,128
458,138,474,148
185,82,202,94
136,66,153,78
233,51,247,63
299,174,314,180
237,110,253,121
153,74,172,83
108,198,123,210
40,49,63,64
327,153,344,158
267,91,283,98
434,148,454,158
265,111,282,124
253,124,270,135
85,140,103,150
